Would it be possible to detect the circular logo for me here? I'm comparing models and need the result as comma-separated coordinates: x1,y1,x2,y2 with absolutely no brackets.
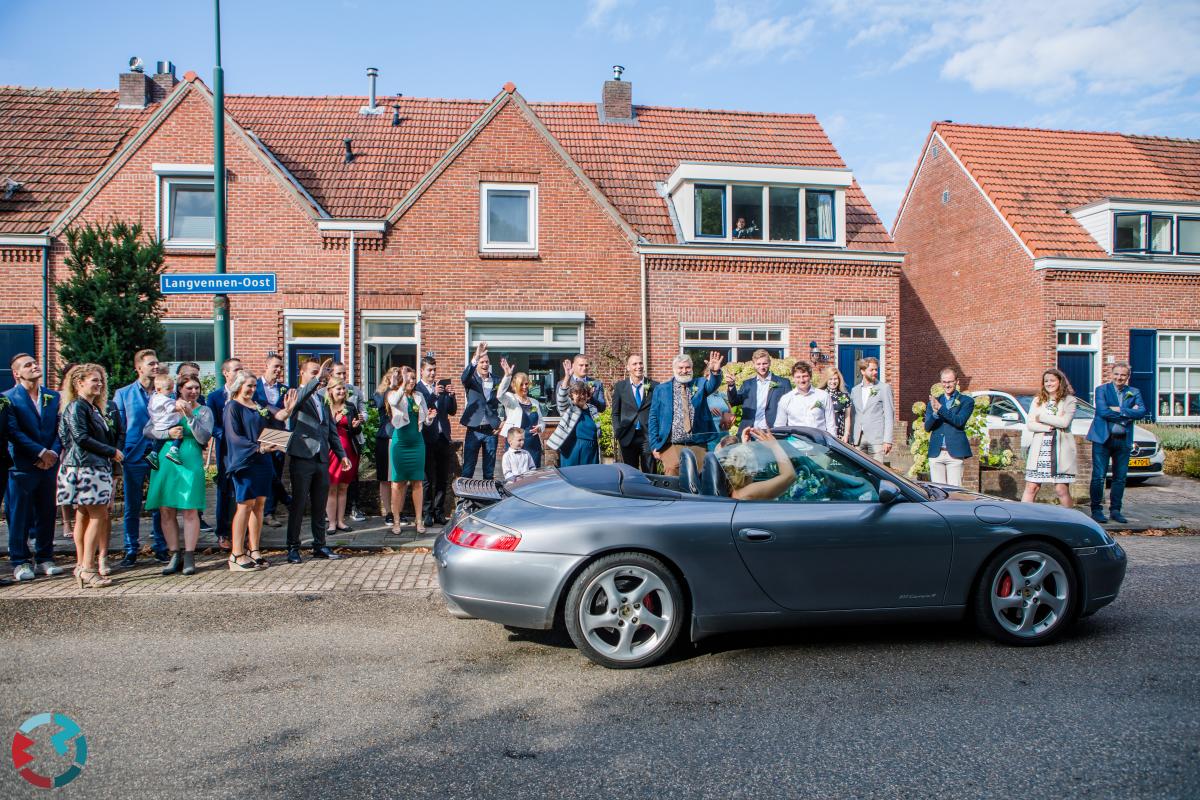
11,713,87,789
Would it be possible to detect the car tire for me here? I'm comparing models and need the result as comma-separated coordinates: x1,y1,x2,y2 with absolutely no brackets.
564,551,685,669
973,540,1078,647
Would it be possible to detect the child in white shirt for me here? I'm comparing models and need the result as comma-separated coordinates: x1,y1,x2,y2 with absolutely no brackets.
502,428,535,481
146,372,183,469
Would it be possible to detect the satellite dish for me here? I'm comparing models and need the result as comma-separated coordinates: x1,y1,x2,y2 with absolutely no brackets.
129,56,144,73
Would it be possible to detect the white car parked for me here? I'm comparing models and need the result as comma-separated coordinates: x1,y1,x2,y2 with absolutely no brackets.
970,390,1165,481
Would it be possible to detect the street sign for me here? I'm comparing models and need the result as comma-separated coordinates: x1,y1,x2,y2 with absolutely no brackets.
160,273,276,294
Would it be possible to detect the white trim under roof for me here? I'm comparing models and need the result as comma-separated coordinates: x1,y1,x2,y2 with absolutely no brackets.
316,219,388,232
465,310,586,322
152,163,214,175
1070,197,1200,215
637,243,904,263
665,163,854,195
0,234,51,246
1034,257,1200,274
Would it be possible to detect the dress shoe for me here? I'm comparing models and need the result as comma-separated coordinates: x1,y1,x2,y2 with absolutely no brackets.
1090,510,1109,524
118,553,138,568
1110,510,1129,524
286,548,302,564
310,546,342,560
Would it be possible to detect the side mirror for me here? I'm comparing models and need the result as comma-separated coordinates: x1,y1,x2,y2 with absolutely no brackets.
878,479,902,504
1000,412,1020,422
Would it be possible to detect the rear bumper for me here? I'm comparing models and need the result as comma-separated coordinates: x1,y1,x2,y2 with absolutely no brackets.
433,534,586,630
1076,541,1127,616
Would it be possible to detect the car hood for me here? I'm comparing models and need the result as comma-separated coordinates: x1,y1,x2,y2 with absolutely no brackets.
921,483,1111,547
504,466,676,511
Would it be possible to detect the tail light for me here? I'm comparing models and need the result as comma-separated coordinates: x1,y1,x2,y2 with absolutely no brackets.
447,518,521,551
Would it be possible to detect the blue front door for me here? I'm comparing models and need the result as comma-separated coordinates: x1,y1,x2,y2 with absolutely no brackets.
0,325,36,391
287,345,341,387
1057,351,1093,398
838,344,879,387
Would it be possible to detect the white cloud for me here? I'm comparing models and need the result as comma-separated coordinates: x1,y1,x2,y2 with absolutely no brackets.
707,0,814,64
585,0,625,28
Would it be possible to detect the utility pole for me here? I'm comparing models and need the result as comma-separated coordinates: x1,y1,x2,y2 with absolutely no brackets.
212,0,230,369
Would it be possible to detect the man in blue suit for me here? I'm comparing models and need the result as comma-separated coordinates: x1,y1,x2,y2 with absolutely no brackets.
560,353,607,413
923,367,975,487
254,354,290,527
460,343,502,479
648,351,725,476
206,356,242,549
112,349,168,566
1086,361,1146,525
726,349,791,435
4,353,65,581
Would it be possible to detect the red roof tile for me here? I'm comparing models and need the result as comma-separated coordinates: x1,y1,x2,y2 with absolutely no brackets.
0,87,153,234
934,122,1200,258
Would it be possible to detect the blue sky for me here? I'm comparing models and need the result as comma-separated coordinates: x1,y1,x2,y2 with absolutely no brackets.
3,0,1198,226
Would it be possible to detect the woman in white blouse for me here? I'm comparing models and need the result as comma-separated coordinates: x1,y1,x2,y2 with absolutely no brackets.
1022,368,1078,508
386,368,433,535
497,359,547,467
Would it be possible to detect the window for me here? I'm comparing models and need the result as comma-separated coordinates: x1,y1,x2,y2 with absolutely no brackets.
1150,215,1173,253
162,178,214,246
1157,331,1200,420
362,316,419,391
986,395,1022,421
695,185,726,237
681,326,785,371
161,321,217,378
1056,331,1093,347
467,317,583,410
722,432,879,503
731,185,763,239
1179,217,1200,255
480,183,537,251
768,187,800,241
838,326,881,340
806,190,835,242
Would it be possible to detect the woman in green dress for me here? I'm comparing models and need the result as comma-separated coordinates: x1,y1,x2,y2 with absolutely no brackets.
387,368,433,535
145,375,213,576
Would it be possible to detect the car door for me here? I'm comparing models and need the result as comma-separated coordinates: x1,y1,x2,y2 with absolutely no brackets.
729,434,953,611
982,393,1031,453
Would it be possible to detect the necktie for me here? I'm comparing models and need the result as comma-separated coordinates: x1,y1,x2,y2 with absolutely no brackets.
633,383,642,429
680,382,692,433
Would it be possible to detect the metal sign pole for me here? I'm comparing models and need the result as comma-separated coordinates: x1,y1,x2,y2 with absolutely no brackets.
212,0,230,369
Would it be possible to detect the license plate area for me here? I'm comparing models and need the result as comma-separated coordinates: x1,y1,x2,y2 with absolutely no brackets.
1128,457,1151,467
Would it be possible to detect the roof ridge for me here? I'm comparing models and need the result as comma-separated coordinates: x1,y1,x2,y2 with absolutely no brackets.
0,85,119,95
935,120,1200,145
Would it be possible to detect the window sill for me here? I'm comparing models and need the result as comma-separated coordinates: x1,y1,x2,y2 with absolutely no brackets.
479,251,540,260
163,245,216,255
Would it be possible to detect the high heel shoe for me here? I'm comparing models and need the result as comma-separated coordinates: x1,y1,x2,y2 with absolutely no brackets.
248,549,268,568
98,554,110,577
162,551,182,575
76,568,112,589
228,554,258,572
415,521,427,535
181,551,196,576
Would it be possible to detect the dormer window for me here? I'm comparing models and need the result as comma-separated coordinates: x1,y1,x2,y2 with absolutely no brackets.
1076,200,1200,258
1113,212,1172,254
694,185,725,238
806,189,835,242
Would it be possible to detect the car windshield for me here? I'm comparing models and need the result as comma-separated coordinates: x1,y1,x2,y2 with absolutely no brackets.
1015,395,1095,420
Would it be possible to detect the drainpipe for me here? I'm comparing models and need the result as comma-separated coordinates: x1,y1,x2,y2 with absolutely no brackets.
639,251,648,367
348,231,356,384
41,242,50,372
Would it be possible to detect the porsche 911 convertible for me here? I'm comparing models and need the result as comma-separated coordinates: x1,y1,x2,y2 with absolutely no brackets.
434,427,1127,669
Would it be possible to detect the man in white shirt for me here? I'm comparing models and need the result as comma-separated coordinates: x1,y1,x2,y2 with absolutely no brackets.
774,361,836,434
727,349,791,435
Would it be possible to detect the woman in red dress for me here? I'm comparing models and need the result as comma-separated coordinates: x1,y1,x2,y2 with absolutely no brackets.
324,378,361,534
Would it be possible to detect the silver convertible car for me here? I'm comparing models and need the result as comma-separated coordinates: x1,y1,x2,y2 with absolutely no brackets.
434,427,1127,669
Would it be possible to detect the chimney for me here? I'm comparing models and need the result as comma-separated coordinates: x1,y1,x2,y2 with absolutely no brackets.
118,56,151,109
360,67,383,115
150,61,178,101
601,64,634,124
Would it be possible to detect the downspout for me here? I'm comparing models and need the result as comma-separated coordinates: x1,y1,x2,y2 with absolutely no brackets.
348,231,356,384
639,250,648,365
41,242,50,373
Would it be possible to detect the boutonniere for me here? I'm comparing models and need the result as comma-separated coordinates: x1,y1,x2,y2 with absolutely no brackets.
41,393,54,409
812,399,824,410
768,381,780,390
100,411,114,430
255,404,271,418
1046,402,1058,414
869,387,879,398
951,398,961,408
838,393,850,405
690,384,700,398
1123,390,1134,400
0,396,9,410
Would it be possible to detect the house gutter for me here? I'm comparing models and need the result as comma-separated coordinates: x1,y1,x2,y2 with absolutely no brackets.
639,250,648,362
348,230,357,384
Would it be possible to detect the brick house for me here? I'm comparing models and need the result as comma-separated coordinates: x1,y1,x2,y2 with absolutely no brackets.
1,64,901,437
893,122,1200,424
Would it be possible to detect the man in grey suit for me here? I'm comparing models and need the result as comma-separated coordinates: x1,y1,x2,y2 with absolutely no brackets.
850,356,895,463
284,358,350,563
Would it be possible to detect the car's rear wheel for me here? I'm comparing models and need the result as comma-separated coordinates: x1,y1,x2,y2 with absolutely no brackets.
973,541,1078,646
564,552,684,669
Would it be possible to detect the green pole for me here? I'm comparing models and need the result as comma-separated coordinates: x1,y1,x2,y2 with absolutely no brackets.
212,0,230,369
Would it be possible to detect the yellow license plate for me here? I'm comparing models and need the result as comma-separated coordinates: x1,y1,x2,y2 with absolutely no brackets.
1128,457,1151,467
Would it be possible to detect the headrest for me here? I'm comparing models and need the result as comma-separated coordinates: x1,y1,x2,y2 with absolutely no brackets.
700,451,730,497
678,447,699,494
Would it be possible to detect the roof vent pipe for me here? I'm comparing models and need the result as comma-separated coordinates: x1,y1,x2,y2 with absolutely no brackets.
360,67,383,115
392,104,401,126
343,137,355,163
612,64,624,80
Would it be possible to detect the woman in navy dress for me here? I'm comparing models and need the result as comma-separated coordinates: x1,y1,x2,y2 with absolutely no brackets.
498,360,547,469
224,369,293,572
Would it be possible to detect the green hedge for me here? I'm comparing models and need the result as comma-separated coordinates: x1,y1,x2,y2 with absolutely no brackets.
1142,424,1200,451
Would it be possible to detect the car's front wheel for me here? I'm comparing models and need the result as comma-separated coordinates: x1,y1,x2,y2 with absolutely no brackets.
564,552,685,669
973,541,1078,646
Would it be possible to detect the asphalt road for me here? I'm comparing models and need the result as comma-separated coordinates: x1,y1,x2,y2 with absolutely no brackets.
2,542,1198,799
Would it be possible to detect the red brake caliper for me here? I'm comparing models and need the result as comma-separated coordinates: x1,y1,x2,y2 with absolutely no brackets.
642,592,657,617
998,573,1013,597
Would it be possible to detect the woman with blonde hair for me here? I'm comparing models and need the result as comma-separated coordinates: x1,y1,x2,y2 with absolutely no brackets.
497,359,546,467
57,364,123,588
715,428,796,500
324,377,362,534
387,368,432,535
823,366,853,443
1022,368,1078,507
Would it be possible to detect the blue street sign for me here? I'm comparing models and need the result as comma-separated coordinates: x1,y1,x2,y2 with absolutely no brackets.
160,273,277,294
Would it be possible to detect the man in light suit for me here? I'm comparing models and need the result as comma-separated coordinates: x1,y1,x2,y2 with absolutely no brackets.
284,358,350,563
1086,361,1146,525
649,351,724,476
4,353,64,581
923,367,975,487
726,349,791,436
610,353,657,472
415,356,457,524
460,343,502,479
850,356,895,463
205,356,242,550
112,348,168,566
254,354,290,528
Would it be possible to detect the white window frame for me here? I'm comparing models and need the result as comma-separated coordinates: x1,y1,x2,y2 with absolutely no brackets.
677,182,847,247
285,309,344,345
1156,329,1200,423
465,311,585,419
834,315,886,380
360,312,421,392
479,182,538,252
1055,320,1103,397
161,318,230,381
154,164,216,248
679,324,788,363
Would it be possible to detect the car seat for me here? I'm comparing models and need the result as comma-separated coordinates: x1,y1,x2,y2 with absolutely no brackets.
678,448,699,494
700,451,730,497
